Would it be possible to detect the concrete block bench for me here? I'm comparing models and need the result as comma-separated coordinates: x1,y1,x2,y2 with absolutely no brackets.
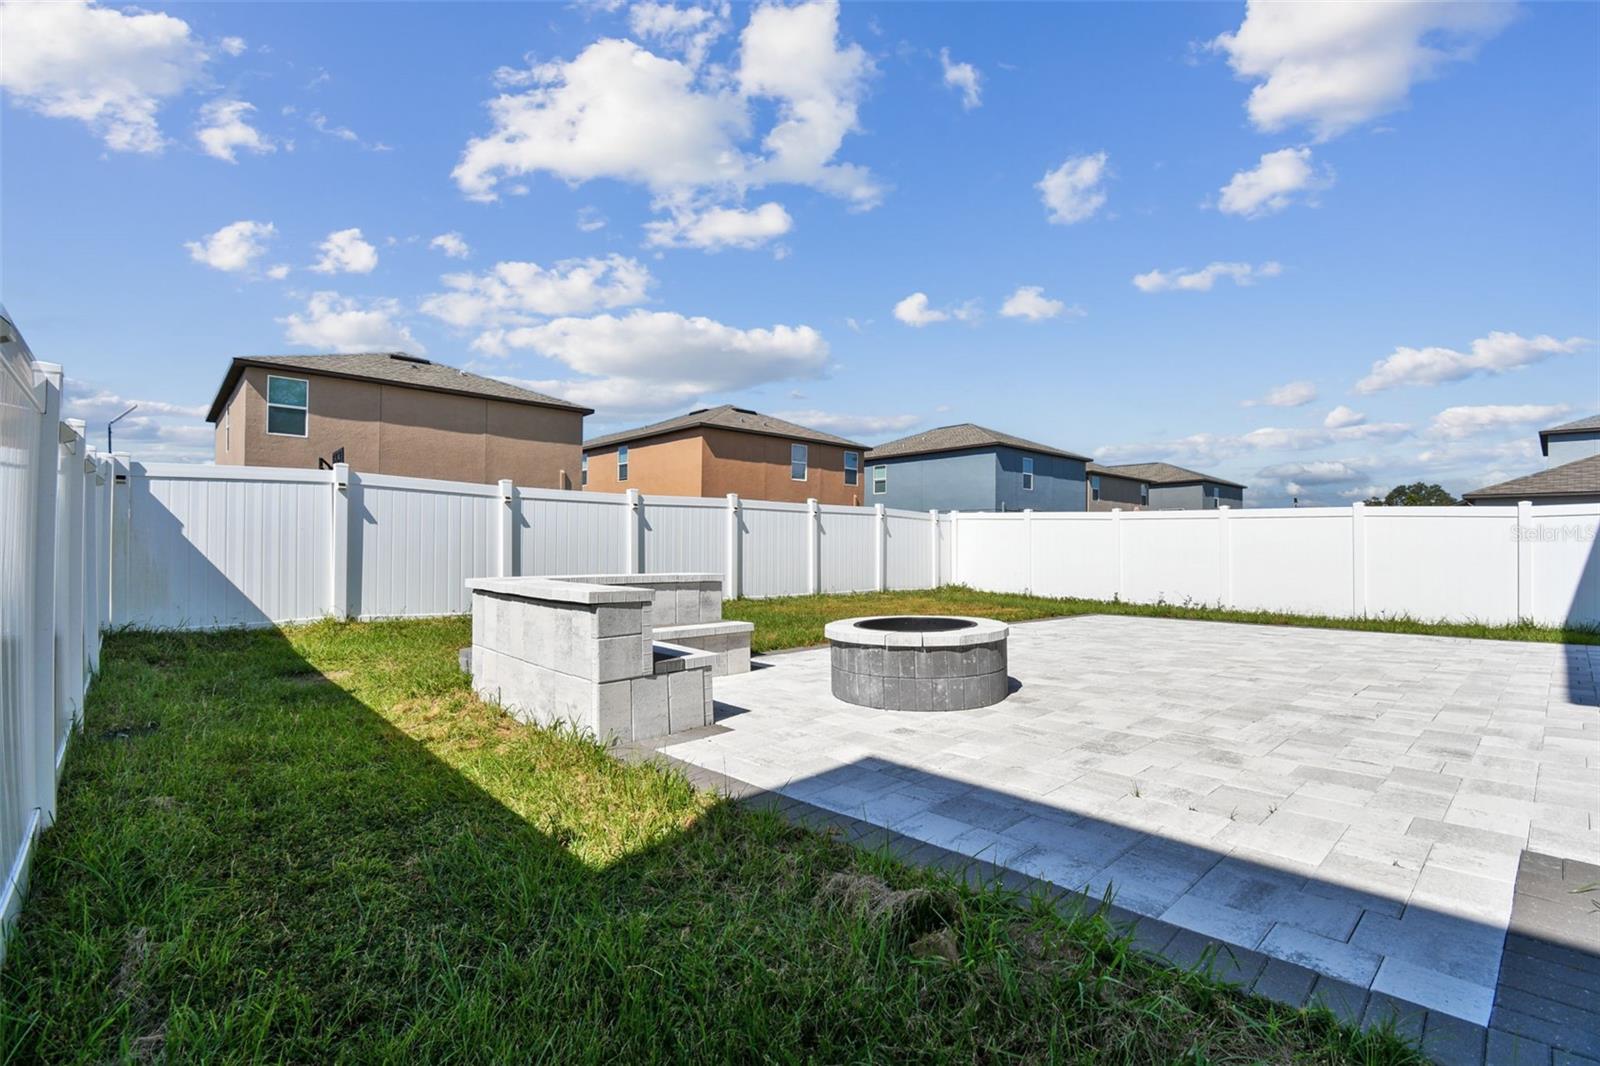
543,573,753,676
465,576,715,743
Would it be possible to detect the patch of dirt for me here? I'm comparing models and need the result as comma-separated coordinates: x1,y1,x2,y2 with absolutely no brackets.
283,672,335,687
130,1027,166,1063
144,796,178,811
99,722,158,742
820,872,955,942
911,927,960,965
114,927,150,1000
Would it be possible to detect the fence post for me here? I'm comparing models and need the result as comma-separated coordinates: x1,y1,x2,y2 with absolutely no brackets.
874,503,886,592
1350,501,1366,617
1111,508,1124,600
929,510,939,587
625,489,642,574
107,454,129,628
497,479,516,577
725,494,741,599
807,498,820,595
949,511,959,585
58,419,86,731
330,463,350,620
1217,505,1232,608
28,363,62,824
1516,499,1533,621
84,452,106,675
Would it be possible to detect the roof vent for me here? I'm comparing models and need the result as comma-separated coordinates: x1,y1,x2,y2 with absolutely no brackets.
388,352,431,365
732,407,759,415
687,407,710,415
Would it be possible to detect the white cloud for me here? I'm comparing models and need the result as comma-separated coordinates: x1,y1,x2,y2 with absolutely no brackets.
628,1,729,68
1218,147,1330,218
184,220,275,274
64,378,211,460
892,292,978,328
306,110,390,151
1245,380,1317,408
1324,404,1365,429
219,36,248,57
266,264,291,280
1211,1,1515,141
1000,286,1079,322
644,200,792,250
195,98,275,162
310,228,379,275
1428,403,1570,440
1037,152,1108,225
1097,418,1409,467
485,309,829,414
940,48,981,110
1258,460,1364,485
0,0,208,153
429,232,471,259
772,410,919,437
1132,261,1282,293
1355,331,1591,393
577,206,608,232
422,255,652,330
279,292,423,353
453,0,879,220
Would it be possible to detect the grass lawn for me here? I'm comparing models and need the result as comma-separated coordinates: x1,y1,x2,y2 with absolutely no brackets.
0,614,1425,1063
726,585,1600,654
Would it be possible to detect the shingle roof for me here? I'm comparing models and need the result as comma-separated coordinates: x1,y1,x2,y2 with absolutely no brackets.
864,423,1091,462
1539,414,1600,455
206,352,591,422
583,404,866,451
1463,453,1600,501
1089,461,1246,490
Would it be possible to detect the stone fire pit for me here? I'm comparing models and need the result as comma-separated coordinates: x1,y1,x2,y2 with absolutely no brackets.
825,616,1010,711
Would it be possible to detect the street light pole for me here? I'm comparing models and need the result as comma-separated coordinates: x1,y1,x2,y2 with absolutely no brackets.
107,404,137,453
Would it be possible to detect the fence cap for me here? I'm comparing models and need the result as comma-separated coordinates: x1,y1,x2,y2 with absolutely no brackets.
465,576,655,605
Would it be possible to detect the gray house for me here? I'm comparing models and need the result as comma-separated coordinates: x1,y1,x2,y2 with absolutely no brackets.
863,424,1090,513
1089,462,1245,510
1463,414,1600,505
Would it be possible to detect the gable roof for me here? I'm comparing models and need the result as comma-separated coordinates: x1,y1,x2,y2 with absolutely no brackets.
1539,414,1600,455
864,423,1091,462
1463,453,1600,501
583,404,865,451
206,352,591,423
1089,461,1246,490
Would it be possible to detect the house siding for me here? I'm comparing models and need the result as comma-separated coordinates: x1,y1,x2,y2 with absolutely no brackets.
1547,431,1600,467
583,428,864,504
868,450,997,512
1148,482,1244,510
1088,472,1147,511
995,447,1086,512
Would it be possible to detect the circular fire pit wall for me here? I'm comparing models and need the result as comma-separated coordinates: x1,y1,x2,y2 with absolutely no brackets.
826,616,1010,711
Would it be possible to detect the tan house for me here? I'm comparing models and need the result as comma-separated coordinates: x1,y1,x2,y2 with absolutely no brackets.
582,405,868,505
206,352,591,487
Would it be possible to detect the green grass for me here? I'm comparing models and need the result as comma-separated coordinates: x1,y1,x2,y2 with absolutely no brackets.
0,617,1425,1063
725,585,1600,654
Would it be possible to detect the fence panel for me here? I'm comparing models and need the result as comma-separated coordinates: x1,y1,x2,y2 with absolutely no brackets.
1363,508,1519,623
818,505,876,594
884,510,932,590
952,514,1028,593
518,488,628,576
740,501,809,598
113,464,331,629
1229,509,1352,616
1524,503,1600,627
642,495,726,577
353,473,497,619
1028,515,1118,600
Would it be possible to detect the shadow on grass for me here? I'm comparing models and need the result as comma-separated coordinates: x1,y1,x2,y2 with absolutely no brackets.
0,621,1421,1063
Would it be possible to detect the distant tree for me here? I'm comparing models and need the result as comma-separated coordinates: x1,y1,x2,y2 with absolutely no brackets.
1370,482,1459,506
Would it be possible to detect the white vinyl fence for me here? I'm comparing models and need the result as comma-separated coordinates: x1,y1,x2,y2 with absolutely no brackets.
1,318,114,968
951,504,1600,628
110,463,951,629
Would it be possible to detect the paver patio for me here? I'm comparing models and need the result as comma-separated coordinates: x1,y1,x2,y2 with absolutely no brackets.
661,616,1600,1038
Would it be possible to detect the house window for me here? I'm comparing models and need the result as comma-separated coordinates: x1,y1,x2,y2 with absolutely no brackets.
617,445,629,482
266,375,308,437
872,465,887,494
790,443,808,481
844,450,859,486
1140,482,1149,505
581,455,588,487
1090,474,1102,502
1021,456,1035,491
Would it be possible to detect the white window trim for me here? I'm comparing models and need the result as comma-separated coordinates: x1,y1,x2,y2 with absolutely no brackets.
843,450,859,486
790,442,809,481
617,445,629,482
581,454,588,487
265,374,309,438
1021,456,1035,491
872,464,888,494
1140,482,1149,504
223,410,231,452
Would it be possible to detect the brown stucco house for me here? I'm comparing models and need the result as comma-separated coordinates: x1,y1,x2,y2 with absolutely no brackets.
582,405,868,505
206,352,591,487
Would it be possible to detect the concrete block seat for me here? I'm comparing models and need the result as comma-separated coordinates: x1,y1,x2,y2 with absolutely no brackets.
541,573,753,676
465,576,716,743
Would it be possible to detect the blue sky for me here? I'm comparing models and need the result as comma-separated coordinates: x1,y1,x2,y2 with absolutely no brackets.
3,0,1596,504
